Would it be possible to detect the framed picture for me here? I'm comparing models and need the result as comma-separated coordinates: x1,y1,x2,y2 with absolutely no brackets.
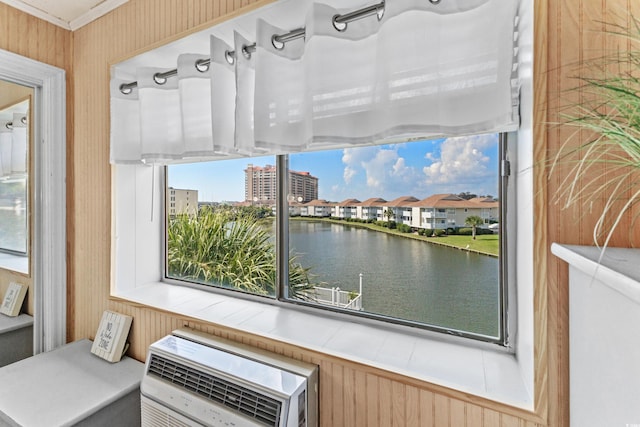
90,310,133,363
0,282,28,317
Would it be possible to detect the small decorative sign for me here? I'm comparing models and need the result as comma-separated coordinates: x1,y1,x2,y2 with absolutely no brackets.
91,310,133,363
0,282,28,317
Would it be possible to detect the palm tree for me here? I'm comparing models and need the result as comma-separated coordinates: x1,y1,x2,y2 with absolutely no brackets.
465,215,484,240
167,207,312,297
383,208,395,223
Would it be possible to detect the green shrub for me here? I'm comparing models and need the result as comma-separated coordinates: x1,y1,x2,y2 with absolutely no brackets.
397,223,411,233
458,227,473,235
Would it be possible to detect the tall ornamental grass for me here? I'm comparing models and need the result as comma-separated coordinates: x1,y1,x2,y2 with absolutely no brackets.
551,18,640,248
168,207,312,296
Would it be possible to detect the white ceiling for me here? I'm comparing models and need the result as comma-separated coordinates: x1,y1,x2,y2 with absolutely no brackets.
0,0,129,31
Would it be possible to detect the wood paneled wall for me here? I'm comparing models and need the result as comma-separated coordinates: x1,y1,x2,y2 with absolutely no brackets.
63,0,637,425
0,4,72,315
0,3,71,69
544,1,640,426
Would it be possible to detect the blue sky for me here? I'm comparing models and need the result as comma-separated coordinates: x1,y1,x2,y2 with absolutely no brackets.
168,134,499,202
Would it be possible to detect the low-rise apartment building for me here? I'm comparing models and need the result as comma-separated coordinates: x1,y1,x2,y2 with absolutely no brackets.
294,193,499,231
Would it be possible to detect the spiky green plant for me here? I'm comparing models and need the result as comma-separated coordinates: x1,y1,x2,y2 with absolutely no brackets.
551,18,640,248
167,207,312,296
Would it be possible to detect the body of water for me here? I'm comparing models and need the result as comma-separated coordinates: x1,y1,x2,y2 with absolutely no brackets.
289,219,500,338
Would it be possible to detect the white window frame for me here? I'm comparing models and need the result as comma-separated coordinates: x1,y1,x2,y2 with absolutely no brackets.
112,126,533,409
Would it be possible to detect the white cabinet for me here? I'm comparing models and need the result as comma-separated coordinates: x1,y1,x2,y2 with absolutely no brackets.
0,314,32,367
0,339,144,426
552,244,640,427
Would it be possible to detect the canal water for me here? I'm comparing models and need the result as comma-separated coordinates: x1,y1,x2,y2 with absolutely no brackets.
289,220,500,338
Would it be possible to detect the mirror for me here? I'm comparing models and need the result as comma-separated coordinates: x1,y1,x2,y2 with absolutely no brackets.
0,83,31,275
0,81,33,367
0,48,66,356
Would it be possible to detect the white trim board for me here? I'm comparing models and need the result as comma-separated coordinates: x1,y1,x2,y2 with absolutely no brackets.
0,0,129,31
0,48,67,354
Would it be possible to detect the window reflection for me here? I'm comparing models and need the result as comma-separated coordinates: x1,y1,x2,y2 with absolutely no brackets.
0,83,31,269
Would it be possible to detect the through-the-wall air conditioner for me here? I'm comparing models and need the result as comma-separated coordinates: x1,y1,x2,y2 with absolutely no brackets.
140,328,319,427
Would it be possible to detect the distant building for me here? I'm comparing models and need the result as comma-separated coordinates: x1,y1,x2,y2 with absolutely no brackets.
410,194,499,230
289,170,319,203
167,187,198,217
295,194,499,231
245,164,318,204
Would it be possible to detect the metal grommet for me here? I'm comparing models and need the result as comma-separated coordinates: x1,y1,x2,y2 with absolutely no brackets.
153,73,167,85
195,59,209,73
271,34,285,50
241,44,252,60
119,84,133,95
377,0,385,20
332,14,347,32
225,50,235,65
20,116,27,125
429,0,441,4
5,122,12,130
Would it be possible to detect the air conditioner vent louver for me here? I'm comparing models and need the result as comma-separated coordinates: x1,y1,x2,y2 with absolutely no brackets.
148,354,281,427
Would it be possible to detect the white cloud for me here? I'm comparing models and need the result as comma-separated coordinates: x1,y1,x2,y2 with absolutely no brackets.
343,166,357,184
331,136,498,200
341,146,422,198
422,134,497,193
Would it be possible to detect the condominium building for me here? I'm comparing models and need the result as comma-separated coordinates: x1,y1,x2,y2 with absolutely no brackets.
297,194,499,230
167,187,198,217
245,164,318,203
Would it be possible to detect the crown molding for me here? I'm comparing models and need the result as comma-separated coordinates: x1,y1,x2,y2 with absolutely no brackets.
0,0,129,31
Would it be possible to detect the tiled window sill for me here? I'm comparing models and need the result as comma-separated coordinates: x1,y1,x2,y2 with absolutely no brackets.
0,252,28,275
117,282,533,410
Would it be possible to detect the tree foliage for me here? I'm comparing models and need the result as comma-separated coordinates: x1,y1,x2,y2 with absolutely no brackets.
167,207,311,296
465,215,484,240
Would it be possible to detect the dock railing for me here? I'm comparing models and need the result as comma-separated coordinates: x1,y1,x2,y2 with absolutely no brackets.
300,273,364,311
305,286,362,310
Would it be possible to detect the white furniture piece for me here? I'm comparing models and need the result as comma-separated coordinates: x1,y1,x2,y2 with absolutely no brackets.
552,243,640,427
0,313,33,367
0,339,144,426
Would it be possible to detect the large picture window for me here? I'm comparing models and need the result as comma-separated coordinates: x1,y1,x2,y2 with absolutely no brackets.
166,133,509,343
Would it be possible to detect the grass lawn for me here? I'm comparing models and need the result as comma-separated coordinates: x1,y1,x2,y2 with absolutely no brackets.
424,234,499,256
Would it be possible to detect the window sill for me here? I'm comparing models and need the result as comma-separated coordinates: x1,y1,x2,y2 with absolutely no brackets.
116,282,533,411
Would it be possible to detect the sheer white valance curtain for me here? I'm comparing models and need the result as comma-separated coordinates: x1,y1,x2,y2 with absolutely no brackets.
0,113,28,179
110,0,520,165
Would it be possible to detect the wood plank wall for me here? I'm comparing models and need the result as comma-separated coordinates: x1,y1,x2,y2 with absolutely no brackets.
59,0,636,425
544,1,640,425
0,4,72,316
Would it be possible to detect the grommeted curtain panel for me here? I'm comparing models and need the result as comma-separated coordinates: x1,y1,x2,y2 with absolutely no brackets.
254,19,306,152
234,31,259,156
178,53,214,157
110,0,520,165
0,113,27,178
210,35,236,156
